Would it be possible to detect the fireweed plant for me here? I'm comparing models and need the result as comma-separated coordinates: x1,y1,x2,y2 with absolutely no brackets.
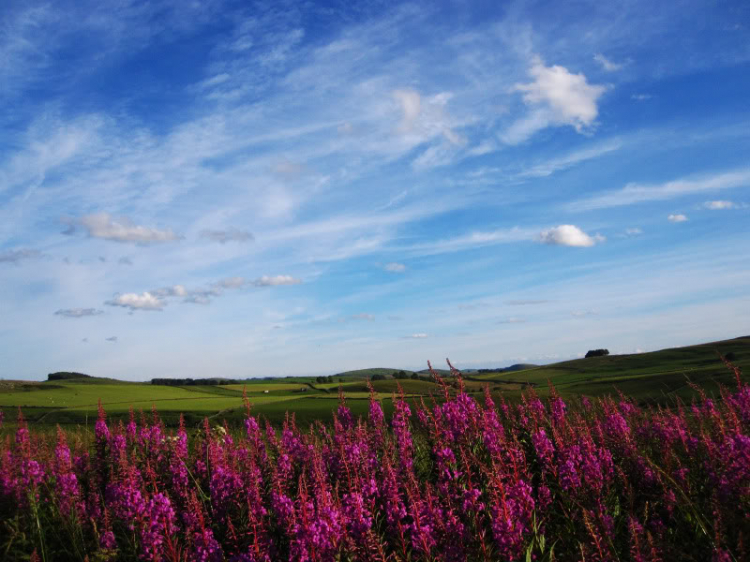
0,359,748,561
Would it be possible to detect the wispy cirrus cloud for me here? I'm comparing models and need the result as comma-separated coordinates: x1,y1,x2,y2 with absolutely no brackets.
0,248,41,264
54,308,104,318
253,275,302,287
506,300,549,306
668,214,688,223
702,200,739,210
593,53,625,72
402,227,535,256
199,228,254,244
517,139,622,178
63,213,181,244
571,169,750,210
497,317,526,324
348,313,375,322
384,262,407,273
2,0,750,380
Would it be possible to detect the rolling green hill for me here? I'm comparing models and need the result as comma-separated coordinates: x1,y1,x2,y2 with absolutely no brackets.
332,368,417,379
1,336,747,429
471,335,749,403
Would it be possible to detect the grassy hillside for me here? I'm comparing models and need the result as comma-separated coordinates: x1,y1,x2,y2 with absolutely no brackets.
472,335,749,403
1,336,747,429
333,368,416,379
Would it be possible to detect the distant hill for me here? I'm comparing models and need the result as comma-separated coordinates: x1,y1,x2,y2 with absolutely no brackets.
333,368,417,379
503,363,539,372
46,372,131,384
47,372,92,381
335,363,540,379
471,335,749,403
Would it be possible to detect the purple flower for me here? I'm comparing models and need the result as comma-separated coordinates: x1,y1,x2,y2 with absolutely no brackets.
368,398,384,427
532,429,555,468
193,528,223,562
550,397,567,424
140,493,178,560
100,530,116,550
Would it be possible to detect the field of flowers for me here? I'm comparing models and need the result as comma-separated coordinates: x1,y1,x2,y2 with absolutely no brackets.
1,360,748,561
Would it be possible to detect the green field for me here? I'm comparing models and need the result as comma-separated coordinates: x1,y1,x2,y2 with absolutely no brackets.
1,336,747,430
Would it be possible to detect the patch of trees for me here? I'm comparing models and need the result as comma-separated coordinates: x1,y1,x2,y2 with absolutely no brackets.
585,349,610,358
725,352,737,362
48,372,91,381
151,378,234,386
393,370,409,379
315,376,336,384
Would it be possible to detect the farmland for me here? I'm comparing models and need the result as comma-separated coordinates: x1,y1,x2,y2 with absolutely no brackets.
1,346,748,560
1,336,747,431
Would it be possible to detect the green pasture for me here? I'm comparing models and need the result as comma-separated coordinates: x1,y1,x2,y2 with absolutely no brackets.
0,382,218,409
222,382,310,393
1,336,747,430
472,336,749,403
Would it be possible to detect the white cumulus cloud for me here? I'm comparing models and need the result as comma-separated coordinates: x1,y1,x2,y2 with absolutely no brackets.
538,225,604,247
63,213,181,244
105,292,165,311
668,214,688,222
504,58,607,143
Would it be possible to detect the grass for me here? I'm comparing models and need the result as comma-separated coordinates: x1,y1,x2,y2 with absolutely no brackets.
472,336,748,400
1,335,747,430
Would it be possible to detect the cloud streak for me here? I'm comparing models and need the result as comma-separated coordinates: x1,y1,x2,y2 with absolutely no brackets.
105,292,166,311
703,200,738,210
384,262,406,273
200,229,254,244
54,308,104,318
572,169,750,210
63,213,181,244
104,275,302,313
594,53,624,72
0,248,41,264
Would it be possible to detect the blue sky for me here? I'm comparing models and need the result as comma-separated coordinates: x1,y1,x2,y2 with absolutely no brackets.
1,0,749,380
